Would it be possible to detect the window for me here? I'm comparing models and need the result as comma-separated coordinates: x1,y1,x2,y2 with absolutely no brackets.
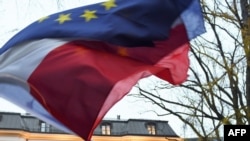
40,122,50,132
101,123,111,135
147,123,156,135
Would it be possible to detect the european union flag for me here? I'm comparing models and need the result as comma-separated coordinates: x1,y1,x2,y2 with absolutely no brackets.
1,0,202,54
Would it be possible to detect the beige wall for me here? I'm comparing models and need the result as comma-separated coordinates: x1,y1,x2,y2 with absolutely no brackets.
0,131,27,141
93,136,183,141
0,130,183,141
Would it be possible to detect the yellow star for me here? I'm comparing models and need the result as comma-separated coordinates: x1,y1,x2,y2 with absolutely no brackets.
55,14,71,24
38,16,49,23
80,10,98,22
101,0,117,10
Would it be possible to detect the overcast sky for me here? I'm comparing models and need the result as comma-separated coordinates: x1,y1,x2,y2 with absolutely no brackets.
0,0,196,138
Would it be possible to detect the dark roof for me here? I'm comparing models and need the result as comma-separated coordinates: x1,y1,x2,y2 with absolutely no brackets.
0,112,179,137
0,112,26,130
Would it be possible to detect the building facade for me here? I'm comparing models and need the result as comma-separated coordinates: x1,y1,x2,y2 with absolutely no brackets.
0,112,183,141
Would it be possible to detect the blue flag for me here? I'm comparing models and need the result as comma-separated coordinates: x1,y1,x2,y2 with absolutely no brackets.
0,0,204,54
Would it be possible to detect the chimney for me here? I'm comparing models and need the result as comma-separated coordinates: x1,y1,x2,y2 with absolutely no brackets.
117,115,120,120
